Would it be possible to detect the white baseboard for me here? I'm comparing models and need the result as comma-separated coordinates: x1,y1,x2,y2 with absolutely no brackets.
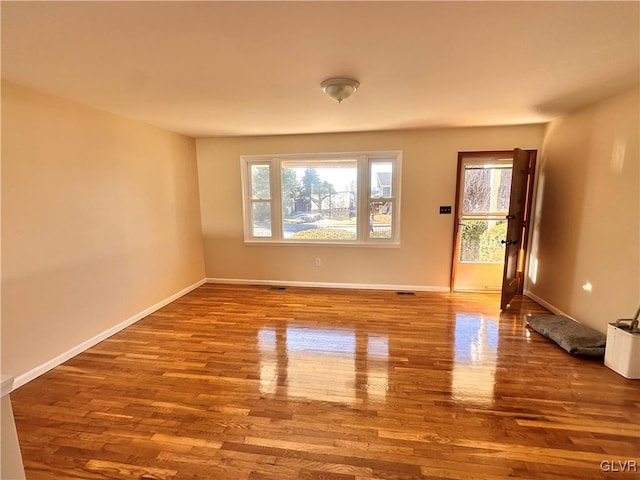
12,278,207,391
206,277,449,292
525,290,578,322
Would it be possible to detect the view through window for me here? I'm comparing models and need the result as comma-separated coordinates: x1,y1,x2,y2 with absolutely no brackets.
281,160,358,240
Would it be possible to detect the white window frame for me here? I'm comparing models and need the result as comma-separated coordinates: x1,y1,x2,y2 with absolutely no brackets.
240,151,402,246
246,161,274,239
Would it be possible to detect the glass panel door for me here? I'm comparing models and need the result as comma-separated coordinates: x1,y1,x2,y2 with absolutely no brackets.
454,156,513,291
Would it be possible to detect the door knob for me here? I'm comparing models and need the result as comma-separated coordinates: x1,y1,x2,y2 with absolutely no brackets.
506,214,516,220
501,239,517,246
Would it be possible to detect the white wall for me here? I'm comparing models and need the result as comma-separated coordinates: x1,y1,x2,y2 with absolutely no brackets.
527,87,639,332
1,81,206,382
197,125,544,289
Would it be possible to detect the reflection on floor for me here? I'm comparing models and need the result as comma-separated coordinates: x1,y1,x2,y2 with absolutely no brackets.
259,326,388,404
452,314,499,404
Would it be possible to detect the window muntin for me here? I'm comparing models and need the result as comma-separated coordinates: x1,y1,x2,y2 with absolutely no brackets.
241,152,401,244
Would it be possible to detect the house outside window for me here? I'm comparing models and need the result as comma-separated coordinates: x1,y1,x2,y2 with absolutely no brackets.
241,151,402,245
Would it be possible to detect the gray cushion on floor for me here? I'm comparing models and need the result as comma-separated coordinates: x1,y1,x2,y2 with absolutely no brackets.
527,315,606,357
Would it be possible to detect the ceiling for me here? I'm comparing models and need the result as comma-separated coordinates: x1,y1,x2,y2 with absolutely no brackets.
2,1,638,138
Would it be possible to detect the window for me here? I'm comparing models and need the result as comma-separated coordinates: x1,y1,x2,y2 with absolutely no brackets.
241,151,401,244
248,163,272,237
459,160,512,263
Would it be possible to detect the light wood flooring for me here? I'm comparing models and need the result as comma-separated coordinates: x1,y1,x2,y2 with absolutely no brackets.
11,284,640,479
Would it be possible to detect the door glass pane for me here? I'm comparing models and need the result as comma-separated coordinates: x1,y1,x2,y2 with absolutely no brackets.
370,162,393,198
251,164,271,199
369,201,392,239
459,219,507,263
281,160,357,240
252,202,271,237
462,166,511,214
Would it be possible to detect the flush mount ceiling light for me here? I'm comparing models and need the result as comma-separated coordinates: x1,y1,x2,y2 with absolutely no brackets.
321,77,360,103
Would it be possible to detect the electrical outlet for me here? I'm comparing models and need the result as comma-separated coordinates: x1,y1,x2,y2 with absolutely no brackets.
314,258,321,267
440,206,452,214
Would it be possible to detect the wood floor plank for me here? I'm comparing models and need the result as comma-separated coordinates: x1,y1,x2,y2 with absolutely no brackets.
10,285,640,479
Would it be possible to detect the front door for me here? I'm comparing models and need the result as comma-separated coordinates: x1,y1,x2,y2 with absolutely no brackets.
500,148,536,309
450,149,536,305
451,153,514,292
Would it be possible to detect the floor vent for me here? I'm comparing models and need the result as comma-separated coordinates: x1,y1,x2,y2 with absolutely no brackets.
269,286,287,291
396,291,416,296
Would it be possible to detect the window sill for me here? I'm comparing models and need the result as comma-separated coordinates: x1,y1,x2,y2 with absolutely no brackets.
243,240,400,248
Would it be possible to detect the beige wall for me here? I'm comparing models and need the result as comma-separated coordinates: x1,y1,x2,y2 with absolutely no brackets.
197,125,544,288
528,87,639,332
1,81,205,380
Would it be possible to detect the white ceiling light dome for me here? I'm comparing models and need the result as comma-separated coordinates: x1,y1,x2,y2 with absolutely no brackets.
321,77,360,103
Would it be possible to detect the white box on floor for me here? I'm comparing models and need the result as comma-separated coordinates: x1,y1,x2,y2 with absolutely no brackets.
605,323,640,379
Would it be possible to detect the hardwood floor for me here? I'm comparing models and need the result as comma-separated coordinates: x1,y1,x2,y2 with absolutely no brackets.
11,284,640,479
